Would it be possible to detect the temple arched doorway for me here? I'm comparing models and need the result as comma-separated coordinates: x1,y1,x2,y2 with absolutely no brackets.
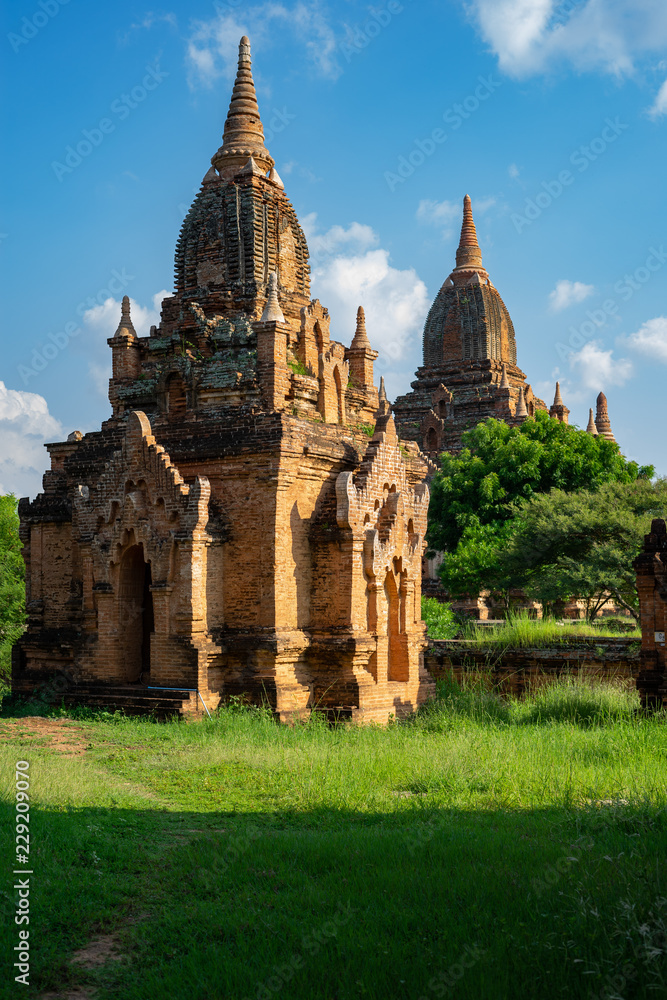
385,567,409,682
118,544,154,683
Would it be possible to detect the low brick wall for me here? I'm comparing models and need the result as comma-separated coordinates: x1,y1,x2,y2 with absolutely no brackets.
425,637,640,696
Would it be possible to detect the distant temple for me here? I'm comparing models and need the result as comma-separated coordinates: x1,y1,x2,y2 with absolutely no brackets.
13,37,433,722
394,195,546,454
393,197,615,456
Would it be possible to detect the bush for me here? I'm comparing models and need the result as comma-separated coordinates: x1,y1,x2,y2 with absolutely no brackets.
421,596,458,640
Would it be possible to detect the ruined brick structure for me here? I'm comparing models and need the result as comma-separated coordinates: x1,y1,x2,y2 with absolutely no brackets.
394,195,547,456
13,37,433,722
634,518,667,709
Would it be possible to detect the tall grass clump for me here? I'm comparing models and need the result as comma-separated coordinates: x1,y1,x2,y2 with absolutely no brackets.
414,670,512,730
460,611,639,648
518,674,640,726
415,671,641,731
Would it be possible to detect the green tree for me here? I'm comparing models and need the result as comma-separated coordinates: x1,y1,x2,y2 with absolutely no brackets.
498,480,667,621
428,412,653,555
0,494,26,684
421,596,458,639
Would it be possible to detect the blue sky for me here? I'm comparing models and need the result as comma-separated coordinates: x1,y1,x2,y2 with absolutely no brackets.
1,0,666,497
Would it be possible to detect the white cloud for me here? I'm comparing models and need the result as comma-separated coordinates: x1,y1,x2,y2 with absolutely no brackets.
0,382,65,499
466,0,667,78
81,292,168,396
302,213,378,258
473,196,497,214
186,2,341,88
508,162,520,179
306,217,429,362
648,77,667,117
626,315,667,361
416,199,460,229
548,278,595,311
569,340,633,390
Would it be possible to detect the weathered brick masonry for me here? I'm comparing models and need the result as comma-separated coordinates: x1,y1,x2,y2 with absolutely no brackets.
426,638,639,696
13,37,433,722
634,518,667,709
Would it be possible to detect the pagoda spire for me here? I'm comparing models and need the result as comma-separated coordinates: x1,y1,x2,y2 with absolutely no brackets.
586,408,598,436
515,387,528,422
454,195,486,274
260,272,285,323
212,36,274,176
595,392,616,443
549,381,570,424
112,295,137,340
351,306,371,349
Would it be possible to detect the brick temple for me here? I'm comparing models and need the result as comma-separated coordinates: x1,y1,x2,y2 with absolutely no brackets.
13,37,433,722
394,195,548,454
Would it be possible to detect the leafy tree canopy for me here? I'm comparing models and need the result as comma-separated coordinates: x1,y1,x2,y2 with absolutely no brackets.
439,479,667,619
0,494,25,682
427,411,653,554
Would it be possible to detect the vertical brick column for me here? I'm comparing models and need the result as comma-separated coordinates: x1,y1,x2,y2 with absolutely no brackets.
634,519,667,709
256,320,290,412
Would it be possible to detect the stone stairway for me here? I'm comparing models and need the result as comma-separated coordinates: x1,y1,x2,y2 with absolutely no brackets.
62,683,200,719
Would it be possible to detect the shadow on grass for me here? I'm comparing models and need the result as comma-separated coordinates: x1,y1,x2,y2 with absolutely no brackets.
1,798,666,1000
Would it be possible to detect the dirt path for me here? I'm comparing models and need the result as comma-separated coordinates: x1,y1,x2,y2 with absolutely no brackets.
0,716,91,756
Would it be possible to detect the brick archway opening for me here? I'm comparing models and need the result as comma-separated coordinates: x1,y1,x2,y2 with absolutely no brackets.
386,568,409,682
333,366,344,425
119,544,154,684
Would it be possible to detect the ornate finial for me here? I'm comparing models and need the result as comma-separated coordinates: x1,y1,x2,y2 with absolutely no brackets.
260,273,285,323
212,36,275,176
269,166,284,190
549,380,570,424
515,387,528,421
595,391,615,442
377,376,391,416
114,295,136,339
499,364,510,389
351,306,371,349
586,408,598,436
454,194,485,273
239,156,264,177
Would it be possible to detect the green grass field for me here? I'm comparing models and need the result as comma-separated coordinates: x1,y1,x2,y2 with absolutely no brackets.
1,677,667,1000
